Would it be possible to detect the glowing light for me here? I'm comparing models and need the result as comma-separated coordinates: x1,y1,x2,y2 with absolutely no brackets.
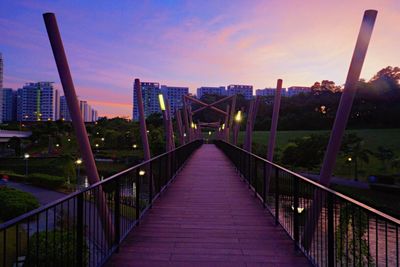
95,143,99,147
75,159,82,165
194,124,197,129
139,170,146,176
235,111,242,122
67,138,71,142
24,153,30,159
191,122,195,128
291,205,304,213
158,94,166,111
184,133,187,137
208,131,211,135
348,157,352,162
56,144,60,147
133,144,137,149
222,123,225,130
101,137,105,141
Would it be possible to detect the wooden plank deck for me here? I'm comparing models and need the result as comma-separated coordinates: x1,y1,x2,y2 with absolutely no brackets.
106,144,311,267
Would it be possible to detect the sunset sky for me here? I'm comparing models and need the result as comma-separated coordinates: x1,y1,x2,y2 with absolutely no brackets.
1,0,399,118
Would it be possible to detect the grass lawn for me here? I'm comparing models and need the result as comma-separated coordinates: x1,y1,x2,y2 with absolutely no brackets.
239,128,400,181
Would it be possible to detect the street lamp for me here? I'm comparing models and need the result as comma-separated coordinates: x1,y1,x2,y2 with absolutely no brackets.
208,131,211,136
101,137,105,141
75,158,82,181
139,170,146,176
133,144,137,149
24,153,30,176
235,110,242,122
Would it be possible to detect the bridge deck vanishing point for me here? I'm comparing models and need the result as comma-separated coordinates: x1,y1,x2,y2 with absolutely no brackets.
107,144,311,267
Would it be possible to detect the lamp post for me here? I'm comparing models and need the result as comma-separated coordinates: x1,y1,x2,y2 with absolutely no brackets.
24,153,30,177
75,158,82,182
233,109,242,145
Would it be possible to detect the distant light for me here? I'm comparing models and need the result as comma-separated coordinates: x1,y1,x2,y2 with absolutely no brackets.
191,122,195,129
194,124,197,130
101,137,105,141
95,144,99,147
67,138,71,142
133,144,137,149
146,130,150,133
55,144,59,147
76,158,82,165
221,123,225,130
96,132,99,135
347,157,352,162
24,153,30,159
61,118,65,121
183,133,187,137
291,205,304,214
208,131,211,135
158,94,166,111
139,170,145,176
47,118,51,121
235,111,242,122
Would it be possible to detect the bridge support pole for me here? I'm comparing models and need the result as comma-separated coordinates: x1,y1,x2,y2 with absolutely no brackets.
264,79,283,197
302,10,377,251
176,109,185,145
182,97,190,143
43,12,114,245
134,79,151,161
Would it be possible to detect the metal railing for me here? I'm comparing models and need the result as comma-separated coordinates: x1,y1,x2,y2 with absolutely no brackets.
0,139,203,267
215,140,400,267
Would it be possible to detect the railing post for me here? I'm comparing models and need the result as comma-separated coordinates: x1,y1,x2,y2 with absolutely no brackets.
149,162,153,206
293,176,300,250
254,159,257,197
327,193,335,267
136,169,141,222
76,194,84,267
275,167,279,225
114,179,120,252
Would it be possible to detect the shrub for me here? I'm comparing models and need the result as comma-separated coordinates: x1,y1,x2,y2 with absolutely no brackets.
0,187,39,221
29,173,65,189
25,230,89,266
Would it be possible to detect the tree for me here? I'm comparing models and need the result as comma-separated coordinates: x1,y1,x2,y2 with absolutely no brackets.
341,133,372,181
280,134,329,170
374,146,395,172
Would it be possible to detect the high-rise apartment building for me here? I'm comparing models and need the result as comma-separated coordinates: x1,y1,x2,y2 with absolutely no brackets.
0,53,4,123
2,88,16,122
196,86,226,99
284,86,311,97
227,84,253,100
132,81,161,121
60,95,71,121
160,85,189,117
16,82,58,121
60,96,97,122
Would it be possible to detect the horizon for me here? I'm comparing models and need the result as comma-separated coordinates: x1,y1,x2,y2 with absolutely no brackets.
1,0,399,118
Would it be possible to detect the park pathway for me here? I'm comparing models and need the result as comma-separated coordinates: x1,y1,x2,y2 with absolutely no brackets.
107,144,310,267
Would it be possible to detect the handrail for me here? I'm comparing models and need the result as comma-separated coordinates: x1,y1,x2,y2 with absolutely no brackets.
218,140,400,225
0,140,201,230
0,139,203,267
215,140,400,267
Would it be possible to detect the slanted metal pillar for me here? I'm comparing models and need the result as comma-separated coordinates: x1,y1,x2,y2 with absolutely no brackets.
182,96,190,143
166,98,175,150
302,10,377,250
43,12,114,244
224,105,230,142
134,79,151,161
244,100,255,151
264,79,283,196
176,109,185,145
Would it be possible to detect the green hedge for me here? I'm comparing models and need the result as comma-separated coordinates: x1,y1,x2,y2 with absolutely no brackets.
28,173,65,189
0,187,40,221
25,230,88,266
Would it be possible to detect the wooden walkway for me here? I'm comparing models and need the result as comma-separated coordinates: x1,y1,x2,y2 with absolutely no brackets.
107,144,311,267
